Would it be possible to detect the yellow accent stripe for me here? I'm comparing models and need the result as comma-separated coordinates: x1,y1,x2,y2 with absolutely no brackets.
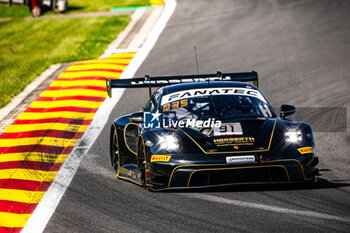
50,80,106,88
40,89,107,98
59,71,121,79
107,53,136,58
17,112,96,120
0,189,46,204
72,58,133,66
0,212,32,228
117,176,143,186
0,137,79,148
29,100,102,109
67,64,128,71
0,153,69,163
4,123,89,133
150,0,164,5
0,169,58,182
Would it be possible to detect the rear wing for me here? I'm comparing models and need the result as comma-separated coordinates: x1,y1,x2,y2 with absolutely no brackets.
106,71,258,98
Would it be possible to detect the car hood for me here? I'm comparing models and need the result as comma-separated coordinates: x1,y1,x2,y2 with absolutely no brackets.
180,118,276,153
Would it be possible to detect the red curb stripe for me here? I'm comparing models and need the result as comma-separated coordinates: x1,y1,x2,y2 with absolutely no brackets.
25,107,97,113
0,145,74,155
64,69,123,73
0,227,22,233
0,179,52,192
47,86,106,91
0,161,63,171
36,96,105,102
0,130,84,140
12,118,92,125
0,200,38,214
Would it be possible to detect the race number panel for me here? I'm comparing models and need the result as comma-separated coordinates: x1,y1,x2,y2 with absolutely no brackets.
214,122,243,136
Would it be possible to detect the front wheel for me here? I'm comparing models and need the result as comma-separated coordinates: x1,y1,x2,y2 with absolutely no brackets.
137,139,146,185
110,127,119,172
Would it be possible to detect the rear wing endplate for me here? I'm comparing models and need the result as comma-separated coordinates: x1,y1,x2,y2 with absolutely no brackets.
106,71,258,98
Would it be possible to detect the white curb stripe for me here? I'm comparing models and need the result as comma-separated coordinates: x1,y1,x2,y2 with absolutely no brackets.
21,1,176,232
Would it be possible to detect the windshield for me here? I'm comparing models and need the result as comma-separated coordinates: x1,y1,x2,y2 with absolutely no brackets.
160,87,276,121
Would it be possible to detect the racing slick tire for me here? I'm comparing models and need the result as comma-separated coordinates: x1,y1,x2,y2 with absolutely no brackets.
137,138,146,185
110,127,119,172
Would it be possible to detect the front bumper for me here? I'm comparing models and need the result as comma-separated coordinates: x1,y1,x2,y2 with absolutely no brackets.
146,156,319,189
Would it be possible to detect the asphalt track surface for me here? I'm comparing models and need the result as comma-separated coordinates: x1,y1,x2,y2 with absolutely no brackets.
45,0,350,232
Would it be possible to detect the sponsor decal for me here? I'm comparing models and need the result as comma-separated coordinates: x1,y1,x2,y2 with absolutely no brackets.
226,155,255,163
298,147,313,154
162,99,188,112
151,155,171,162
213,137,255,147
160,87,266,105
131,76,233,86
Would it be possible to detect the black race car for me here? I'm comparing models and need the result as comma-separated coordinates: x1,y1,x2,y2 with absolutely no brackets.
107,71,318,190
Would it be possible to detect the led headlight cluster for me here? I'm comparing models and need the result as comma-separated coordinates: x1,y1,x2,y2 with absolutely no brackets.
158,134,180,151
285,130,302,143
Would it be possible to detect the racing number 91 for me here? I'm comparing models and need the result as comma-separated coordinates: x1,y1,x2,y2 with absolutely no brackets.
219,124,235,133
214,123,243,136
163,99,188,112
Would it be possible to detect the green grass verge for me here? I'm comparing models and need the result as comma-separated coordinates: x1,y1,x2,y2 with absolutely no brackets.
0,16,130,108
68,0,150,13
0,3,31,18
0,0,150,18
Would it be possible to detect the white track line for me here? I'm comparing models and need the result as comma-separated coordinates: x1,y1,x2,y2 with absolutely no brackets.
22,1,177,232
185,193,350,223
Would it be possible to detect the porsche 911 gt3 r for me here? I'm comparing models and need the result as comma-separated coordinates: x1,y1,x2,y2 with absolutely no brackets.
107,71,319,190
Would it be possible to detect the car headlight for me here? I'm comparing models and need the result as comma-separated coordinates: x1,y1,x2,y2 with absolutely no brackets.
158,134,180,151
285,130,302,143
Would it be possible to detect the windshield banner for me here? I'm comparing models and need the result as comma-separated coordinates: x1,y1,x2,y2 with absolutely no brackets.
160,87,266,105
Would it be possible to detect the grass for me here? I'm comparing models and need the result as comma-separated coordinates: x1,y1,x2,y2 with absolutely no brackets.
0,1,150,17
0,16,130,108
68,0,150,13
0,0,154,108
0,3,31,18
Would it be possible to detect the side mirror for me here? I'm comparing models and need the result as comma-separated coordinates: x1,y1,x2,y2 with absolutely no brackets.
280,105,295,119
130,112,143,123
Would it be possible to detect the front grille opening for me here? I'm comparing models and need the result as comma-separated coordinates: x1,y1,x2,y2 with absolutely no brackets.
189,167,288,186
